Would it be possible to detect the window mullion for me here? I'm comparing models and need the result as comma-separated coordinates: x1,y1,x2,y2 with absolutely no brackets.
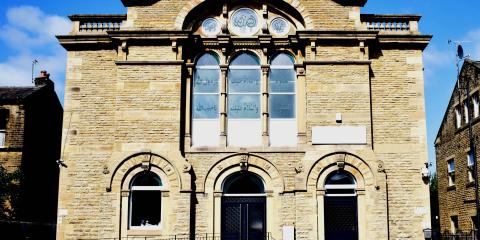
220,66,228,146
262,65,269,141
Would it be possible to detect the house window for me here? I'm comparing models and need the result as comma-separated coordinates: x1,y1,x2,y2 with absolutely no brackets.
451,216,459,234
474,94,480,118
269,53,297,146
455,107,462,128
192,53,221,147
464,101,470,124
468,151,475,183
227,52,262,146
0,109,8,148
129,172,163,229
448,159,455,186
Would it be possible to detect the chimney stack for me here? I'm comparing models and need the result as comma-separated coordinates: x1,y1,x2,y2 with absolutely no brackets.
34,70,54,87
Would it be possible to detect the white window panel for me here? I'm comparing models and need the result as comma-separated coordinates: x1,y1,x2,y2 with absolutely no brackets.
464,102,469,124
474,95,480,118
270,119,297,146
192,119,220,147
468,151,475,167
447,160,455,173
455,108,461,128
0,130,5,148
228,119,262,146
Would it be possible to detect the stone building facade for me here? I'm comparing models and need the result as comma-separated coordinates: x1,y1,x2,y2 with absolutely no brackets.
0,73,63,238
435,60,480,234
57,0,432,239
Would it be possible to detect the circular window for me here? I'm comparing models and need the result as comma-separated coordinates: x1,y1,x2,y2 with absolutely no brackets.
202,18,221,37
270,17,290,36
230,8,260,37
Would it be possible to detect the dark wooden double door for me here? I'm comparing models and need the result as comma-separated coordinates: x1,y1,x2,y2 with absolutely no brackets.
325,196,359,240
221,196,266,240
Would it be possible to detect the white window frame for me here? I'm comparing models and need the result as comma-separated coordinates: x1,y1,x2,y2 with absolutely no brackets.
465,102,470,124
268,57,297,147
227,55,262,146
468,151,475,183
474,94,480,118
447,159,455,186
192,56,221,147
455,107,462,128
0,129,5,148
129,178,166,230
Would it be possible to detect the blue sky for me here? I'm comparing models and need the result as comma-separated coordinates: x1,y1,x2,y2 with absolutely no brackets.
0,0,479,171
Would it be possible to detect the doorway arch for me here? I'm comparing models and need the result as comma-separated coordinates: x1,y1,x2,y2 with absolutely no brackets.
221,172,267,240
323,171,359,240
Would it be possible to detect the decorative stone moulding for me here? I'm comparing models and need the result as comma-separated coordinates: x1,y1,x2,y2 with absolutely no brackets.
230,8,261,37
269,17,290,36
202,18,221,37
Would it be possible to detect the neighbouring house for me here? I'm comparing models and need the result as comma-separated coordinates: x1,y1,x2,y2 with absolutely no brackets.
435,59,480,235
56,0,432,239
0,71,63,239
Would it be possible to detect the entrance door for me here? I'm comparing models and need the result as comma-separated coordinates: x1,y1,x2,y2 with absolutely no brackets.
324,196,358,240
222,196,266,240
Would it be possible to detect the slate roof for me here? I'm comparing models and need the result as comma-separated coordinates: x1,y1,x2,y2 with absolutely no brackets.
0,86,41,104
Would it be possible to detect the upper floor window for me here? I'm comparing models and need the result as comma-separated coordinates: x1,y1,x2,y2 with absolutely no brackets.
129,172,163,229
269,53,297,146
455,107,461,129
468,151,475,183
228,52,262,146
192,53,221,147
474,94,480,118
447,159,455,186
0,109,8,148
464,101,469,124
190,52,298,148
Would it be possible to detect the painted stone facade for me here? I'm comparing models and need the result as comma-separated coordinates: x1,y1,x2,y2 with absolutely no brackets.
435,60,480,234
57,0,432,239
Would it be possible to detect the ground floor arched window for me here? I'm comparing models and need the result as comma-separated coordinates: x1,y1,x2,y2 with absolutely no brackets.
324,171,358,240
129,171,163,229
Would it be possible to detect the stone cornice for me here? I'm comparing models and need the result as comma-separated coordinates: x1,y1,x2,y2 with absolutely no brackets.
121,0,158,7
108,30,191,40
377,34,433,50
115,60,184,65
69,14,127,21
303,60,372,65
57,35,114,50
296,31,378,40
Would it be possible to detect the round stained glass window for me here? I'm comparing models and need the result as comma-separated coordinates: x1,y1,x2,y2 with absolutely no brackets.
202,18,221,37
230,8,260,37
270,17,290,36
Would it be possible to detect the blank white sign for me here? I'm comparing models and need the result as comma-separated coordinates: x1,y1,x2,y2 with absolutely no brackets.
312,126,367,145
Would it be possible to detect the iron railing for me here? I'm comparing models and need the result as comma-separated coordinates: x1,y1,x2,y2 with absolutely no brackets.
0,220,56,240
441,230,478,240
99,232,274,240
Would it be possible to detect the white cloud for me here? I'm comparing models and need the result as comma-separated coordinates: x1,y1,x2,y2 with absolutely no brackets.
0,5,70,100
463,28,480,60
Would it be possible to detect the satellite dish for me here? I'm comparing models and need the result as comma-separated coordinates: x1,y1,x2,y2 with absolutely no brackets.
458,45,464,59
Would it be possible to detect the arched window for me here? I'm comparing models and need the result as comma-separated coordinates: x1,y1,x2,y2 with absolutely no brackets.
192,53,221,146
269,53,297,146
223,172,265,194
324,171,356,196
324,171,358,240
129,172,163,229
227,52,262,146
